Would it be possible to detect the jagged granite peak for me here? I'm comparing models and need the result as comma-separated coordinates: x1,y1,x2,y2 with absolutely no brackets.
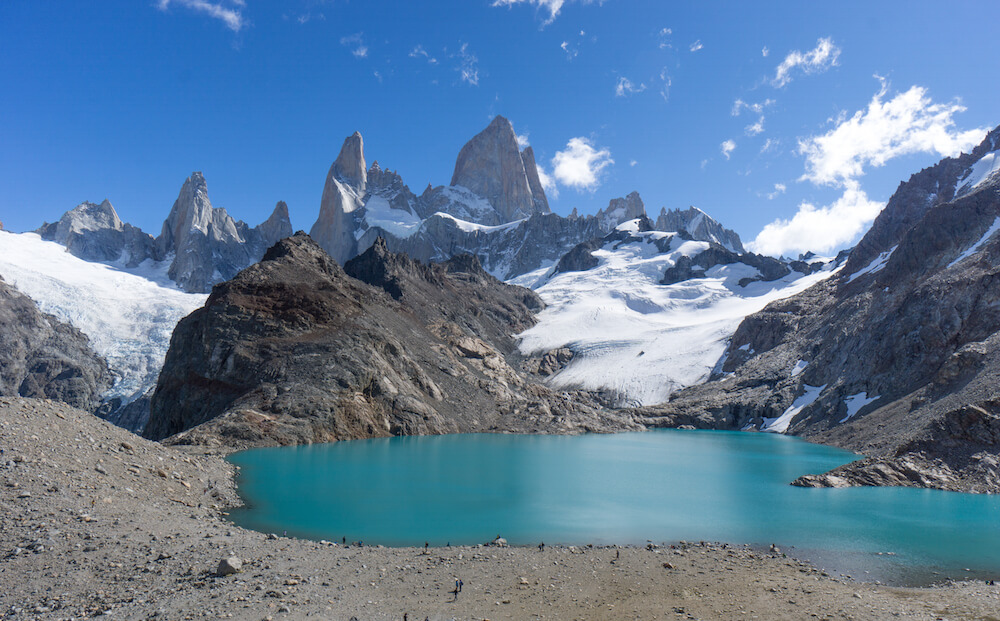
157,172,292,293
36,200,160,267
310,133,369,265
145,232,636,447
258,201,293,248
450,115,545,223
637,130,1000,493
595,191,647,231
656,206,745,254
520,146,550,214
0,275,110,411
333,131,367,191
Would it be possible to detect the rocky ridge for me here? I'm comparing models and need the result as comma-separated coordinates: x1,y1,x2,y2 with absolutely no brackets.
639,125,1000,493
0,276,110,411
144,233,640,448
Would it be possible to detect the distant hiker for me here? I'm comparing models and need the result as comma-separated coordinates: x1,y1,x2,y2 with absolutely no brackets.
616,550,620,560
538,542,545,551
459,579,463,592
404,614,408,621
425,541,429,550
342,536,346,544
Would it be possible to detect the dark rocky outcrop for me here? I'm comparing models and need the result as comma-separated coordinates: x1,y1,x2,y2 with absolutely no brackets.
639,125,1000,493
145,233,639,448
660,246,790,286
0,276,110,410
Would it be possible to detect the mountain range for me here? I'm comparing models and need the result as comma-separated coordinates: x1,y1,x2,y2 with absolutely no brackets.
2,116,999,492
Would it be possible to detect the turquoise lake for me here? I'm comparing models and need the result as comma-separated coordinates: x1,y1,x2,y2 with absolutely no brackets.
228,430,1000,585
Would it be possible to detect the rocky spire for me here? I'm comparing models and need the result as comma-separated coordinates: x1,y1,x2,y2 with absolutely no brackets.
519,146,550,214
333,131,367,191
257,201,293,249
595,191,648,231
450,115,542,223
310,132,368,264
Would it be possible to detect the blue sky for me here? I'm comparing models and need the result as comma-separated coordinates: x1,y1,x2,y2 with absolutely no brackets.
1,0,997,256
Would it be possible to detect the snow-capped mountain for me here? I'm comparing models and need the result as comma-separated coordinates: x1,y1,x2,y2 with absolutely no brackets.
514,218,838,406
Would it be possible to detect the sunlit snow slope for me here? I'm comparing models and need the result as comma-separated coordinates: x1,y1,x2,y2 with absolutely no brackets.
515,223,837,406
0,231,207,407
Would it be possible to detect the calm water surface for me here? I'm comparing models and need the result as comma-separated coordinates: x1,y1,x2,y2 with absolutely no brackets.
229,430,1000,585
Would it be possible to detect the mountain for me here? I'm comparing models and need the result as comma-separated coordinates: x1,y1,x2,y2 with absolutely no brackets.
36,173,293,294
515,218,839,407
655,206,745,254
144,234,639,448
309,116,739,281
639,125,1000,493
0,274,110,410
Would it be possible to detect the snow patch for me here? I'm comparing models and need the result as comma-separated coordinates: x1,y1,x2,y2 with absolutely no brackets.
846,245,897,283
839,392,879,423
955,152,1000,199
518,233,836,406
432,212,525,234
791,359,808,377
358,196,423,240
948,216,1000,268
761,384,826,434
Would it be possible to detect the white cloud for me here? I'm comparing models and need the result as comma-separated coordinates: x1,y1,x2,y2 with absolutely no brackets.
659,68,671,102
732,98,775,137
491,0,599,25
760,138,778,153
761,46,769,57
409,45,438,64
340,33,368,58
748,182,883,255
765,183,787,200
772,37,840,87
751,80,986,256
456,43,479,85
720,139,736,160
551,137,614,191
615,76,646,97
798,81,987,186
657,27,672,49
536,164,559,198
689,39,703,52
629,159,638,167
516,133,530,148
157,0,245,31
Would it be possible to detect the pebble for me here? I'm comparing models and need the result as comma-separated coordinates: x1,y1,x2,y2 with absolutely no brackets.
217,556,243,576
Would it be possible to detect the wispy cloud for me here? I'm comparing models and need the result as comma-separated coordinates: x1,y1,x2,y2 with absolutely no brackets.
720,139,736,160
491,0,600,26
764,183,786,200
615,76,646,97
748,79,987,256
536,164,559,198
551,137,614,191
340,32,368,58
157,0,246,32
772,37,840,87
409,45,438,64
659,68,672,102
761,46,769,58
516,133,530,148
732,98,775,136
456,43,479,85
689,39,703,52
657,27,672,50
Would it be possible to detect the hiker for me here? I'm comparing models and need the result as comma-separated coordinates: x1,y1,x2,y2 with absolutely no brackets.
538,542,545,551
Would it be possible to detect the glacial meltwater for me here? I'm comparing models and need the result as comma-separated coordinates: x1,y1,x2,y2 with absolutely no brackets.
228,430,1000,585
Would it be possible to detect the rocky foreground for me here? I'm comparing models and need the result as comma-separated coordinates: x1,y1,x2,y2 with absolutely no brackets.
3,397,1000,620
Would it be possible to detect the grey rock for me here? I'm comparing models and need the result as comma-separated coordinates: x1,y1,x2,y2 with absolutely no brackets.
450,115,546,223
655,206,745,253
0,276,111,411
36,200,159,267
310,135,368,265
216,556,242,576
596,192,646,232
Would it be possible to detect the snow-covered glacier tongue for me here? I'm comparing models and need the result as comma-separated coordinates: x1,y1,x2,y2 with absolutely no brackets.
515,219,839,406
0,230,207,430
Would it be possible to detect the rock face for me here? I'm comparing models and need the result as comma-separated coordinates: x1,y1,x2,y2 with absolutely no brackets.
655,206,745,254
36,200,159,267
450,115,549,223
310,134,368,265
159,172,293,292
0,276,110,410
640,125,1000,493
145,233,640,448
595,192,646,232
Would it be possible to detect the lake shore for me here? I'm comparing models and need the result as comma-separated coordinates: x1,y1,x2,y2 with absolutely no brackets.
3,396,1000,620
